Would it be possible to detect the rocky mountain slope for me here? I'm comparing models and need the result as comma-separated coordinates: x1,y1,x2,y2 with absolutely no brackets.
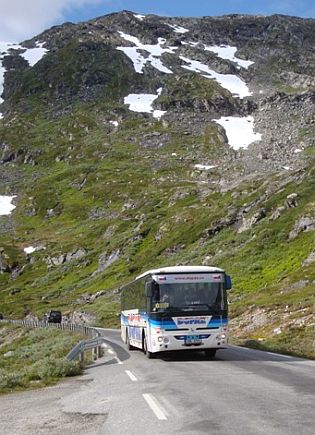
0,11,314,357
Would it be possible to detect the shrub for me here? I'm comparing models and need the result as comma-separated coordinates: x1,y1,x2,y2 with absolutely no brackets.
31,357,82,379
0,370,26,389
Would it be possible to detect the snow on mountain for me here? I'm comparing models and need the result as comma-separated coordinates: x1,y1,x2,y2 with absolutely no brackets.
20,42,48,67
167,23,189,34
204,45,255,69
0,40,48,116
0,195,16,215
133,14,146,21
117,31,177,74
124,88,166,119
213,116,262,149
179,55,252,98
194,164,218,170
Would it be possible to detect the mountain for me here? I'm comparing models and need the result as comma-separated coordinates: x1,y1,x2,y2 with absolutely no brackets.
0,11,314,357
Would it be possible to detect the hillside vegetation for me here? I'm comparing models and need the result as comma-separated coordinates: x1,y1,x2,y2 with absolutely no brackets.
0,11,314,358
0,324,83,394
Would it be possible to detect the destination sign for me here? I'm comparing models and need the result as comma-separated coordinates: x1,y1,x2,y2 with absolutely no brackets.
153,273,224,284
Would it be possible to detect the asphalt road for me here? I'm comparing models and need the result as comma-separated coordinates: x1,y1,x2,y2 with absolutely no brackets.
1,329,314,435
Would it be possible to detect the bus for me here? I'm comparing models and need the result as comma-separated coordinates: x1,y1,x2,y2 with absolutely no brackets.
120,265,232,358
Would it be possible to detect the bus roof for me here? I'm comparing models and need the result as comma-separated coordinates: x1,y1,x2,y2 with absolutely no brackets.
136,265,224,280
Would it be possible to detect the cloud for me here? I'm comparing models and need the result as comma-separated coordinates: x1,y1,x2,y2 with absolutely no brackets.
0,0,102,42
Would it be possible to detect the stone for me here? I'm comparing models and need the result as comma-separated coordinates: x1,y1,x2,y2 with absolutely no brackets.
302,252,315,267
286,193,299,208
289,216,315,240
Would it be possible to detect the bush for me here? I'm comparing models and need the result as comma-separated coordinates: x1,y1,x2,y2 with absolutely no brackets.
0,370,26,389
31,357,82,379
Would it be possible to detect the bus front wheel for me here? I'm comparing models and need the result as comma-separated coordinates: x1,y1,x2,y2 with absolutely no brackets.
204,349,217,359
143,336,153,359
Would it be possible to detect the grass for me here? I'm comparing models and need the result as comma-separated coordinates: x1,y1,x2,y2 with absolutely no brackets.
0,325,85,394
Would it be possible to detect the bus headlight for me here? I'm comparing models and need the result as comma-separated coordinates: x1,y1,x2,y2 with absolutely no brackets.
158,336,169,343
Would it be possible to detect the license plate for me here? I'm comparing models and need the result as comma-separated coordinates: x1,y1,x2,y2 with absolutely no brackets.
185,335,202,345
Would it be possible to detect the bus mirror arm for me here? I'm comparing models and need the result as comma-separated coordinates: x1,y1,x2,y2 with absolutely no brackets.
225,275,232,290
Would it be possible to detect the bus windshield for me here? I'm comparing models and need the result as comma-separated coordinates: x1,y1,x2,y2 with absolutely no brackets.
152,282,224,313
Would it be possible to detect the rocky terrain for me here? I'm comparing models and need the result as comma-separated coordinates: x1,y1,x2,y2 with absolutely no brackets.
0,11,314,357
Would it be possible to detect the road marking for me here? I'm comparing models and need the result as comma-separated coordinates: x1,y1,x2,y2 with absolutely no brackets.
115,357,123,365
125,370,138,382
108,349,114,355
266,352,292,359
230,345,292,359
142,393,168,420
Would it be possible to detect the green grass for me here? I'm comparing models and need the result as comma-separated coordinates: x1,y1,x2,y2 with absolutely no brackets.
0,325,85,394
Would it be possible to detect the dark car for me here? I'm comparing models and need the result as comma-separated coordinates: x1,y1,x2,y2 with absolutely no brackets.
0,313,3,320
46,310,62,323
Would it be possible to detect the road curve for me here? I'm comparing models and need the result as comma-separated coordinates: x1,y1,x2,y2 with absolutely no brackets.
0,328,314,435
93,328,315,435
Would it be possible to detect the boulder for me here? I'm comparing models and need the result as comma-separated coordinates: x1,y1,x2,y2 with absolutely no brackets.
289,216,315,240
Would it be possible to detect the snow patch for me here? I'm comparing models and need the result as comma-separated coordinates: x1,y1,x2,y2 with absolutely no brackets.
195,164,218,170
20,41,48,67
179,56,252,99
204,45,254,69
109,120,119,127
24,246,36,254
124,87,166,119
133,14,146,21
0,195,16,215
117,31,177,74
167,23,189,34
294,148,303,154
1,40,48,116
213,116,262,150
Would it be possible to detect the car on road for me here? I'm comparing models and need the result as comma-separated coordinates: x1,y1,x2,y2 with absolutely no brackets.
45,310,62,323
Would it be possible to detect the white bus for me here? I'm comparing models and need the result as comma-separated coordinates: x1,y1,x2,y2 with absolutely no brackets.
120,265,232,358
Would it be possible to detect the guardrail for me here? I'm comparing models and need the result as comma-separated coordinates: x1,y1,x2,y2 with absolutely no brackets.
0,318,105,361
66,337,106,361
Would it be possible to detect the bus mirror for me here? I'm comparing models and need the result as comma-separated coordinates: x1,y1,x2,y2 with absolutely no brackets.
145,283,153,297
225,275,232,290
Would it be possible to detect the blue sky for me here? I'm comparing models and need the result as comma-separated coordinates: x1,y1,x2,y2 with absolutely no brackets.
67,0,315,22
0,0,314,42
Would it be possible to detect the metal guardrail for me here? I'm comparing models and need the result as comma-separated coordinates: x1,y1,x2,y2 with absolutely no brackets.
0,318,104,361
66,337,106,361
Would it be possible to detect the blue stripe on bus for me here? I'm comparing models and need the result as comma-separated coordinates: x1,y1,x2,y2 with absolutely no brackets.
149,318,228,328
122,314,228,328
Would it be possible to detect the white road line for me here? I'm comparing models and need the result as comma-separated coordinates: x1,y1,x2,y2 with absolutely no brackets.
142,393,168,420
125,370,138,382
266,352,292,359
115,357,123,365
108,349,114,355
230,345,293,359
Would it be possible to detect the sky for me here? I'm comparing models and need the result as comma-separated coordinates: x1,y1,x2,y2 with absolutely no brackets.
0,0,314,42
